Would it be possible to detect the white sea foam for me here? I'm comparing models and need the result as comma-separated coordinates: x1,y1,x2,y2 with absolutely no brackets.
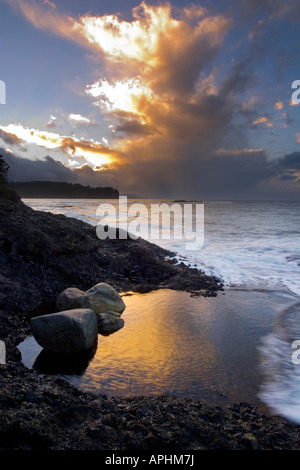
24,199,300,296
258,303,300,423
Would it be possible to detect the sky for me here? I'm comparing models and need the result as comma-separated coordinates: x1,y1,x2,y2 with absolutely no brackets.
0,0,300,199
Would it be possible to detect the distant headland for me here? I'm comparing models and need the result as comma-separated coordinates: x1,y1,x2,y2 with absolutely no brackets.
7,181,119,199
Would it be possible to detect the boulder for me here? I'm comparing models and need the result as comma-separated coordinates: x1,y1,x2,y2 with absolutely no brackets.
30,309,98,354
97,312,125,335
86,283,126,315
56,287,91,311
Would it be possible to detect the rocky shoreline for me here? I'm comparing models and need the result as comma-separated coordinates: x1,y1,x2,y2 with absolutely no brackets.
0,198,299,450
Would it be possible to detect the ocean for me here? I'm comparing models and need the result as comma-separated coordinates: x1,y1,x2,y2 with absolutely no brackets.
18,199,300,422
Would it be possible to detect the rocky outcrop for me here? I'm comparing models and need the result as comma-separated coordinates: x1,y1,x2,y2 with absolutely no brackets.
30,309,98,354
86,283,126,315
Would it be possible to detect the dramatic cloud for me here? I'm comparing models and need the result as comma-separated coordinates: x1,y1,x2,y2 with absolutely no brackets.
2,150,117,187
82,3,231,102
3,144,300,199
278,151,300,169
115,119,156,137
87,79,154,115
1,2,235,192
0,124,116,167
2,0,300,199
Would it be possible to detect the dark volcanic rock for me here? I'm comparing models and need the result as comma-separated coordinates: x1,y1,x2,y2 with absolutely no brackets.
0,363,299,450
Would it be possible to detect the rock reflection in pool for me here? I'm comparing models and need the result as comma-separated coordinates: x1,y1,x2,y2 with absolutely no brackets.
18,288,297,408
33,338,98,375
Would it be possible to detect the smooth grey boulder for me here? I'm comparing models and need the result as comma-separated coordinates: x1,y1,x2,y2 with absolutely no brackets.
31,309,98,354
86,283,126,315
97,312,125,335
56,287,91,311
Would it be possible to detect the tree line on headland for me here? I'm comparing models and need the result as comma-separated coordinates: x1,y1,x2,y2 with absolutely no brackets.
0,154,19,201
0,154,119,199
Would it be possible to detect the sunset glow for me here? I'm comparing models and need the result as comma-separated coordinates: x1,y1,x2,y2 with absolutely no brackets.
0,0,300,199
87,79,153,114
0,124,63,149
0,124,113,167
76,3,179,63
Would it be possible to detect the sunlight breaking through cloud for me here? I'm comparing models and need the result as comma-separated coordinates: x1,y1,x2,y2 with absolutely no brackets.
86,79,153,114
76,2,179,63
0,124,114,167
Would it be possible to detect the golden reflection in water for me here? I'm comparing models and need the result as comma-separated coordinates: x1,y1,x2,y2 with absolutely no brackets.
85,289,218,395
19,288,290,407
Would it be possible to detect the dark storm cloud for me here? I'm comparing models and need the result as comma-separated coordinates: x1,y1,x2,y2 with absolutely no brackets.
115,119,156,137
102,146,271,199
4,152,74,182
278,152,300,169
105,148,300,200
3,146,300,200
2,150,114,187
